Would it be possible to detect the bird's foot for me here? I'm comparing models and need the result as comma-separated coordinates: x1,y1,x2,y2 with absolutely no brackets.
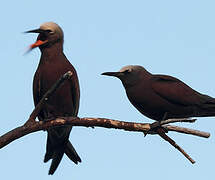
153,126,168,134
44,117,56,122
144,125,168,137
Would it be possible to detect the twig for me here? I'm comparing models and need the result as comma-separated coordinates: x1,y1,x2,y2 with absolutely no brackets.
163,125,210,138
25,71,73,125
156,128,195,164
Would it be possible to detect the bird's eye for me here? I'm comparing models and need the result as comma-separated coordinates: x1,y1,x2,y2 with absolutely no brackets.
123,69,130,74
45,29,54,34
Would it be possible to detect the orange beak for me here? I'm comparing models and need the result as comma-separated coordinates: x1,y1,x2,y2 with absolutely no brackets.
25,28,49,53
29,39,48,50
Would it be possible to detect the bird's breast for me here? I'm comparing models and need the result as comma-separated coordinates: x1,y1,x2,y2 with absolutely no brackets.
34,60,77,118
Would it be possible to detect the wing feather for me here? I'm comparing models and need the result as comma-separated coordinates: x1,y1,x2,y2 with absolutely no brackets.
151,75,205,106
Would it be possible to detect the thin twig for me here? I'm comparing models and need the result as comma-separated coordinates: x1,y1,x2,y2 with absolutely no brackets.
164,125,210,138
157,128,195,164
25,71,73,125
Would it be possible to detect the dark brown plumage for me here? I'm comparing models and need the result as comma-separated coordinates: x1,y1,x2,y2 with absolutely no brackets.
26,22,81,175
102,65,215,121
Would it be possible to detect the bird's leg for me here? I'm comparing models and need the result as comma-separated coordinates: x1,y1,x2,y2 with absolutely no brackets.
162,112,168,121
43,104,57,121
44,113,57,122
155,112,168,133
44,117,56,122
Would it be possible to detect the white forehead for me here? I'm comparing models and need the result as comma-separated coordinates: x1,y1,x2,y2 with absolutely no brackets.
119,65,144,72
40,22,64,37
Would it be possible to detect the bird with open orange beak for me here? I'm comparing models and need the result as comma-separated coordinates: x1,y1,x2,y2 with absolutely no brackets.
26,22,81,175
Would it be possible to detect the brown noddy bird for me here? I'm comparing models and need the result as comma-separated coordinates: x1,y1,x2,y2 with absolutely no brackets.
26,22,81,175
102,65,215,121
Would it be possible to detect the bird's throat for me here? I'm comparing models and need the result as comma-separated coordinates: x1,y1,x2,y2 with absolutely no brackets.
40,42,64,59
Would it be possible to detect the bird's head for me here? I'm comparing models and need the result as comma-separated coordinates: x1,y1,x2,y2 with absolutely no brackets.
25,22,64,51
102,65,149,88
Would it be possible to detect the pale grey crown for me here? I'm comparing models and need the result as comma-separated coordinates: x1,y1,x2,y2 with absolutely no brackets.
118,65,150,87
40,22,64,40
119,65,145,73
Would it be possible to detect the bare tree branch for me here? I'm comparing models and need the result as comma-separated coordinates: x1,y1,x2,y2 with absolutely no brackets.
0,117,210,148
0,71,211,166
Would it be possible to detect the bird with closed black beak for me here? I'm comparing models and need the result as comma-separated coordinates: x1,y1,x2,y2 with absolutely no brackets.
26,22,81,175
102,65,215,121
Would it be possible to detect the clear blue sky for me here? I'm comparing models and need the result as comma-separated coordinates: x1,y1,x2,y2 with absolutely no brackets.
1,0,215,179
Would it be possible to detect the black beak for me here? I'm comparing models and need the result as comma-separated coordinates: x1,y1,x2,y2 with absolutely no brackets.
101,72,122,77
25,28,45,34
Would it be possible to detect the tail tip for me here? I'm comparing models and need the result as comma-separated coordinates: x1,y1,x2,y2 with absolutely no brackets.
48,170,54,175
